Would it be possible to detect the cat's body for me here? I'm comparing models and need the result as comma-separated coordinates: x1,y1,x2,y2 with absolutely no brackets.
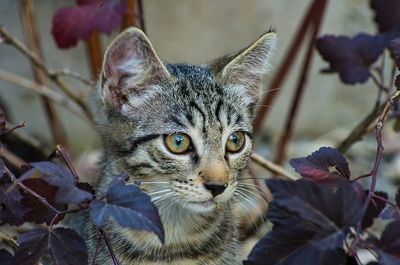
84,28,276,265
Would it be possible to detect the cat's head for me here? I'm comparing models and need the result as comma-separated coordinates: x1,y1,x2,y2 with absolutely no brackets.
95,28,276,213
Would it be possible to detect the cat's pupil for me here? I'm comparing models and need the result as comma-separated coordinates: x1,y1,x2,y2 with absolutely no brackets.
229,134,238,145
174,134,183,147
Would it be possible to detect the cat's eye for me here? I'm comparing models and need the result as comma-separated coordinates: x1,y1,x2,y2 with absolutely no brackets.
164,133,192,154
226,131,245,153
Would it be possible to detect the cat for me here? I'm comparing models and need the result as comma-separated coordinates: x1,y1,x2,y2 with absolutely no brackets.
86,27,276,265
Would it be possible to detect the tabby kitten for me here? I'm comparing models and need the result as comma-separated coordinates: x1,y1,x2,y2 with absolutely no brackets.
87,27,276,265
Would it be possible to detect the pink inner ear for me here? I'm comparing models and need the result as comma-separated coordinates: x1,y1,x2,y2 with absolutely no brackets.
105,39,141,87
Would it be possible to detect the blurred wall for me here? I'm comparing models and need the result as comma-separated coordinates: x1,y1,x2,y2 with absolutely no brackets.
0,0,381,155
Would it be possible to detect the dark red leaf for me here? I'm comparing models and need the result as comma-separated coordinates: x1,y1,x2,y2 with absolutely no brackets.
375,221,400,264
51,0,126,48
90,178,164,243
0,184,27,225
370,0,400,33
49,227,88,265
246,178,363,265
362,191,388,228
396,187,400,207
316,34,385,84
12,227,88,265
21,161,93,204
20,179,67,225
289,147,350,181
12,229,49,265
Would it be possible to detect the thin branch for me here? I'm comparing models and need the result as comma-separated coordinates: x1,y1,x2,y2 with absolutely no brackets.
6,120,50,153
359,90,400,230
0,26,92,120
91,232,102,265
4,166,61,214
337,102,385,153
274,0,327,166
0,146,27,168
51,69,95,86
47,145,79,180
253,0,325,132
250,153,298,180
99,229,120,265
0,70,88,121
20,0,68,147
371,193,400,214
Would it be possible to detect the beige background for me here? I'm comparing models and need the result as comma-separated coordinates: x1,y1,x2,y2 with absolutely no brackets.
0,0,383,156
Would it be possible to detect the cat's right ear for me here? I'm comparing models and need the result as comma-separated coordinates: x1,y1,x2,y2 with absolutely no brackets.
99,28,171,112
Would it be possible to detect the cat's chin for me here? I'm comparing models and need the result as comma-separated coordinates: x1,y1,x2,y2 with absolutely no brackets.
184,199,217,213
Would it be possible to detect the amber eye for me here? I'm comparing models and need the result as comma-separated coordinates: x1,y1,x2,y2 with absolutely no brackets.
226,131,245,153
164,133,192,154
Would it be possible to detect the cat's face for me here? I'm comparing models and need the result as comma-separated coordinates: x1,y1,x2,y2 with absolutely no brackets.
96,28,276,213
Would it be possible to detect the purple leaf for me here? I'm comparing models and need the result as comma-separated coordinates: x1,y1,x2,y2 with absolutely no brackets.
370,0,400,33
49,227,88,265
90,178,164,242
375,221,400,264
51,0,126,49
396,187,400,207
12,227,88,265
0,184,27,225
21,161,93,204
316,33,385,84
12,229,49,265
20,179,67,225
380,206,400,220
246,178,363,265
362,191,388,228
289,147,350,181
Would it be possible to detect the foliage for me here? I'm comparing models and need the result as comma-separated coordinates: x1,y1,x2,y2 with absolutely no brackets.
0,114,163,265
52,0,126,48
245,148,400,265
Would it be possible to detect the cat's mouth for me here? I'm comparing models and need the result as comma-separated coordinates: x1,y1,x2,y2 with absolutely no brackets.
185,199,216,212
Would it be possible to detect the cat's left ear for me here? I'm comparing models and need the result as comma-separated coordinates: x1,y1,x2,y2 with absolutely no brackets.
213,31,277,100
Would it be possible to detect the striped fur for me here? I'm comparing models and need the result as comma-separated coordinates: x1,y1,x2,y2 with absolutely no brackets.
86,28,277,264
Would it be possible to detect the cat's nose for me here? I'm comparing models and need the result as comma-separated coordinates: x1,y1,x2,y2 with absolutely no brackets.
204,183,227,197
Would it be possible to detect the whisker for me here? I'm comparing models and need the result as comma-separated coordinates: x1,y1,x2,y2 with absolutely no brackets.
235,189,267,229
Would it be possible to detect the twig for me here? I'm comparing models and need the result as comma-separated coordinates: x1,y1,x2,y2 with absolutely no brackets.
137,0,146,32
0,146,27,168
47,145,79,180
250,153,298,180
359,90,400,232
5,120,50,153
371,193,400,214
0,70,88,121
99,229,120,265
4,166,60,214
274,0,327,166
253,0,325,132
337,102,385,153
51,69,95,86
0,26,92,120
20,0,68,147
91,232,102,265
